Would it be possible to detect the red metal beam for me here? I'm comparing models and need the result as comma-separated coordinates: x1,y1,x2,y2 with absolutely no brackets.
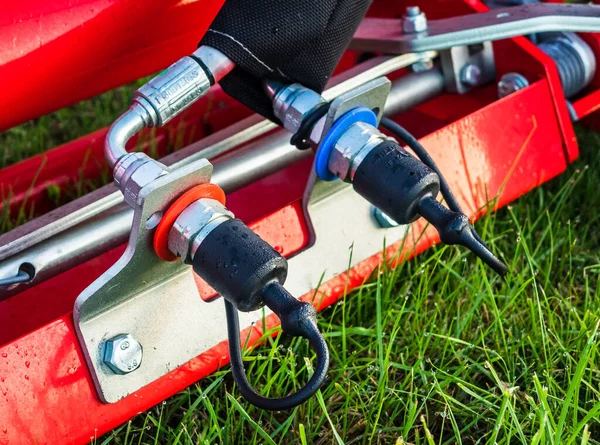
0,79,572,444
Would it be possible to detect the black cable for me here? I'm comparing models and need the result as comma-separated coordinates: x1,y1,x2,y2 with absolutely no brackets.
380,116,464,214
224,282,329,411
379,116,508,276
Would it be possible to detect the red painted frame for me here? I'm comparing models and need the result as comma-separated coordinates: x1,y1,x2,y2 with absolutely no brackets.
1,0,599,443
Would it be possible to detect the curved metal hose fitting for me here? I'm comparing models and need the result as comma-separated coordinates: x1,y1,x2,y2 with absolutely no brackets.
105,103,153,169
104,46,235,170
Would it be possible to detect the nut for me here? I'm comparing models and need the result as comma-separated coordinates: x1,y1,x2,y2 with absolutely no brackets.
460,64,483,87
497,72,529,98
402,6,427,34
168,198,234,263
120,157,167,208
372,206,400,228
328,122,387,182
103,334,143,375
272,84,324,134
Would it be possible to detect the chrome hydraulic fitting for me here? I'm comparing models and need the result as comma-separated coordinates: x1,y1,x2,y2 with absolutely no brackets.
327,121,388,182
269,82,326,135
113,152,168,208
266,80,509,277
104,46,235,193
167,198,234,264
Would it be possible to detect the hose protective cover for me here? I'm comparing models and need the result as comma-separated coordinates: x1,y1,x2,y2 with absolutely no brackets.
192,218,288,312
200,0,372,120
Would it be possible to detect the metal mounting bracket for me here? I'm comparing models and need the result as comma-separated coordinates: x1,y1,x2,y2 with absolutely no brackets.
74,78,405,404
350,4,600,54
73,158,232,403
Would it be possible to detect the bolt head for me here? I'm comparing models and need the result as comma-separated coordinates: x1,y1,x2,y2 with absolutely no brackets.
402,8,427,34
372,206,400,228
405,6,421,17
460,64,483,87
103,334,143,375
497,73,529,98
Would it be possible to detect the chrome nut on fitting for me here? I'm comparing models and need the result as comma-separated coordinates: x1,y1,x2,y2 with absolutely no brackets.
113,153,167,208
168,198,234,263
271,83,325,134
327,122,388,182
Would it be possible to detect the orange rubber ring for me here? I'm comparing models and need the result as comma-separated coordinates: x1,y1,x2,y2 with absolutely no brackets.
153,183,226,261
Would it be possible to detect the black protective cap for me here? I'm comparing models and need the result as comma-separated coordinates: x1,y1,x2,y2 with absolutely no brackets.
192,218,288,312
353,140,440,225
199,0,372,121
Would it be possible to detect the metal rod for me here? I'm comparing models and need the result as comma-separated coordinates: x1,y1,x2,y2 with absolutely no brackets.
0,63,444,298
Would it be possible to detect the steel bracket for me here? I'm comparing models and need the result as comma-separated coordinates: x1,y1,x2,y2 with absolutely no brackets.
73,158,234,403
440,42,496,94
350,3,600,54
74,78,404,404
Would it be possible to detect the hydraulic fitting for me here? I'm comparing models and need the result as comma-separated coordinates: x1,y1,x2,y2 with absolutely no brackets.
105,46,235,172
266,81,508,276
113,152,168,208
159,182,329,410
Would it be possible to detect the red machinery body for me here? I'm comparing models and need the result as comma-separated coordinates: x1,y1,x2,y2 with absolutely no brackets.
1,0,599,443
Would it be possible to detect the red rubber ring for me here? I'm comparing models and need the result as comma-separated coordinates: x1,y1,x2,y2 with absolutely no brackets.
153,183,226,261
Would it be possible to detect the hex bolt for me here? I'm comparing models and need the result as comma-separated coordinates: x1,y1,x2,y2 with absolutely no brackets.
102,334,143,375
402,6,428,34
372,206,400,228
497,72,530,98
460,64,483,87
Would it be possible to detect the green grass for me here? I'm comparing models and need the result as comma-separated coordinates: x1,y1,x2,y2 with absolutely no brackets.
2,86,600,444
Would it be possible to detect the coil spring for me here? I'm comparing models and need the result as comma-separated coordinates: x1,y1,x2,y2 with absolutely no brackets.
539,36,595,98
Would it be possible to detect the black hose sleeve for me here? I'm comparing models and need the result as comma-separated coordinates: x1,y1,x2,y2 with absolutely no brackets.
192,218,287,312
200,0,372,120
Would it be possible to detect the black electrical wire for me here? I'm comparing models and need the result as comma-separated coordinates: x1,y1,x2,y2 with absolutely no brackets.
380,116,464,214
379,116,508,276
224,282,330,411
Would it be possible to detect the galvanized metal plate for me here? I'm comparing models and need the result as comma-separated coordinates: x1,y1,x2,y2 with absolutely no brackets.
74,157,407,402
72,159,262,403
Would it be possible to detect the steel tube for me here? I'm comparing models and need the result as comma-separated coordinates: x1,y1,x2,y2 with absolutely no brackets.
0,65,444,298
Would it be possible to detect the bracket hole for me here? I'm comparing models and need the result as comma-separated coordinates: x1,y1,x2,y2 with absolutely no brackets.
146,212,163,230
496,12,510,19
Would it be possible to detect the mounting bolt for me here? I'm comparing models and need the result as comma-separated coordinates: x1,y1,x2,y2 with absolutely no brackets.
402,6,427,34
372,206,400,228
460,64,483,87
497,72,530,98
102,334,143,375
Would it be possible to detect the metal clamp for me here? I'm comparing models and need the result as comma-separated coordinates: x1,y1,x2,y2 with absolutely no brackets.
75,163,409,404
74,159,220,403
350,3,600,54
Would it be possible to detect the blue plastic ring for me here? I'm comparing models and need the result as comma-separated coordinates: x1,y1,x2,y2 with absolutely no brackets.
314,107,378,181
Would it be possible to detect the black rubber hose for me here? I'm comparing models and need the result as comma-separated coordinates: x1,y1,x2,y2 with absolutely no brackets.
225,282,329,411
